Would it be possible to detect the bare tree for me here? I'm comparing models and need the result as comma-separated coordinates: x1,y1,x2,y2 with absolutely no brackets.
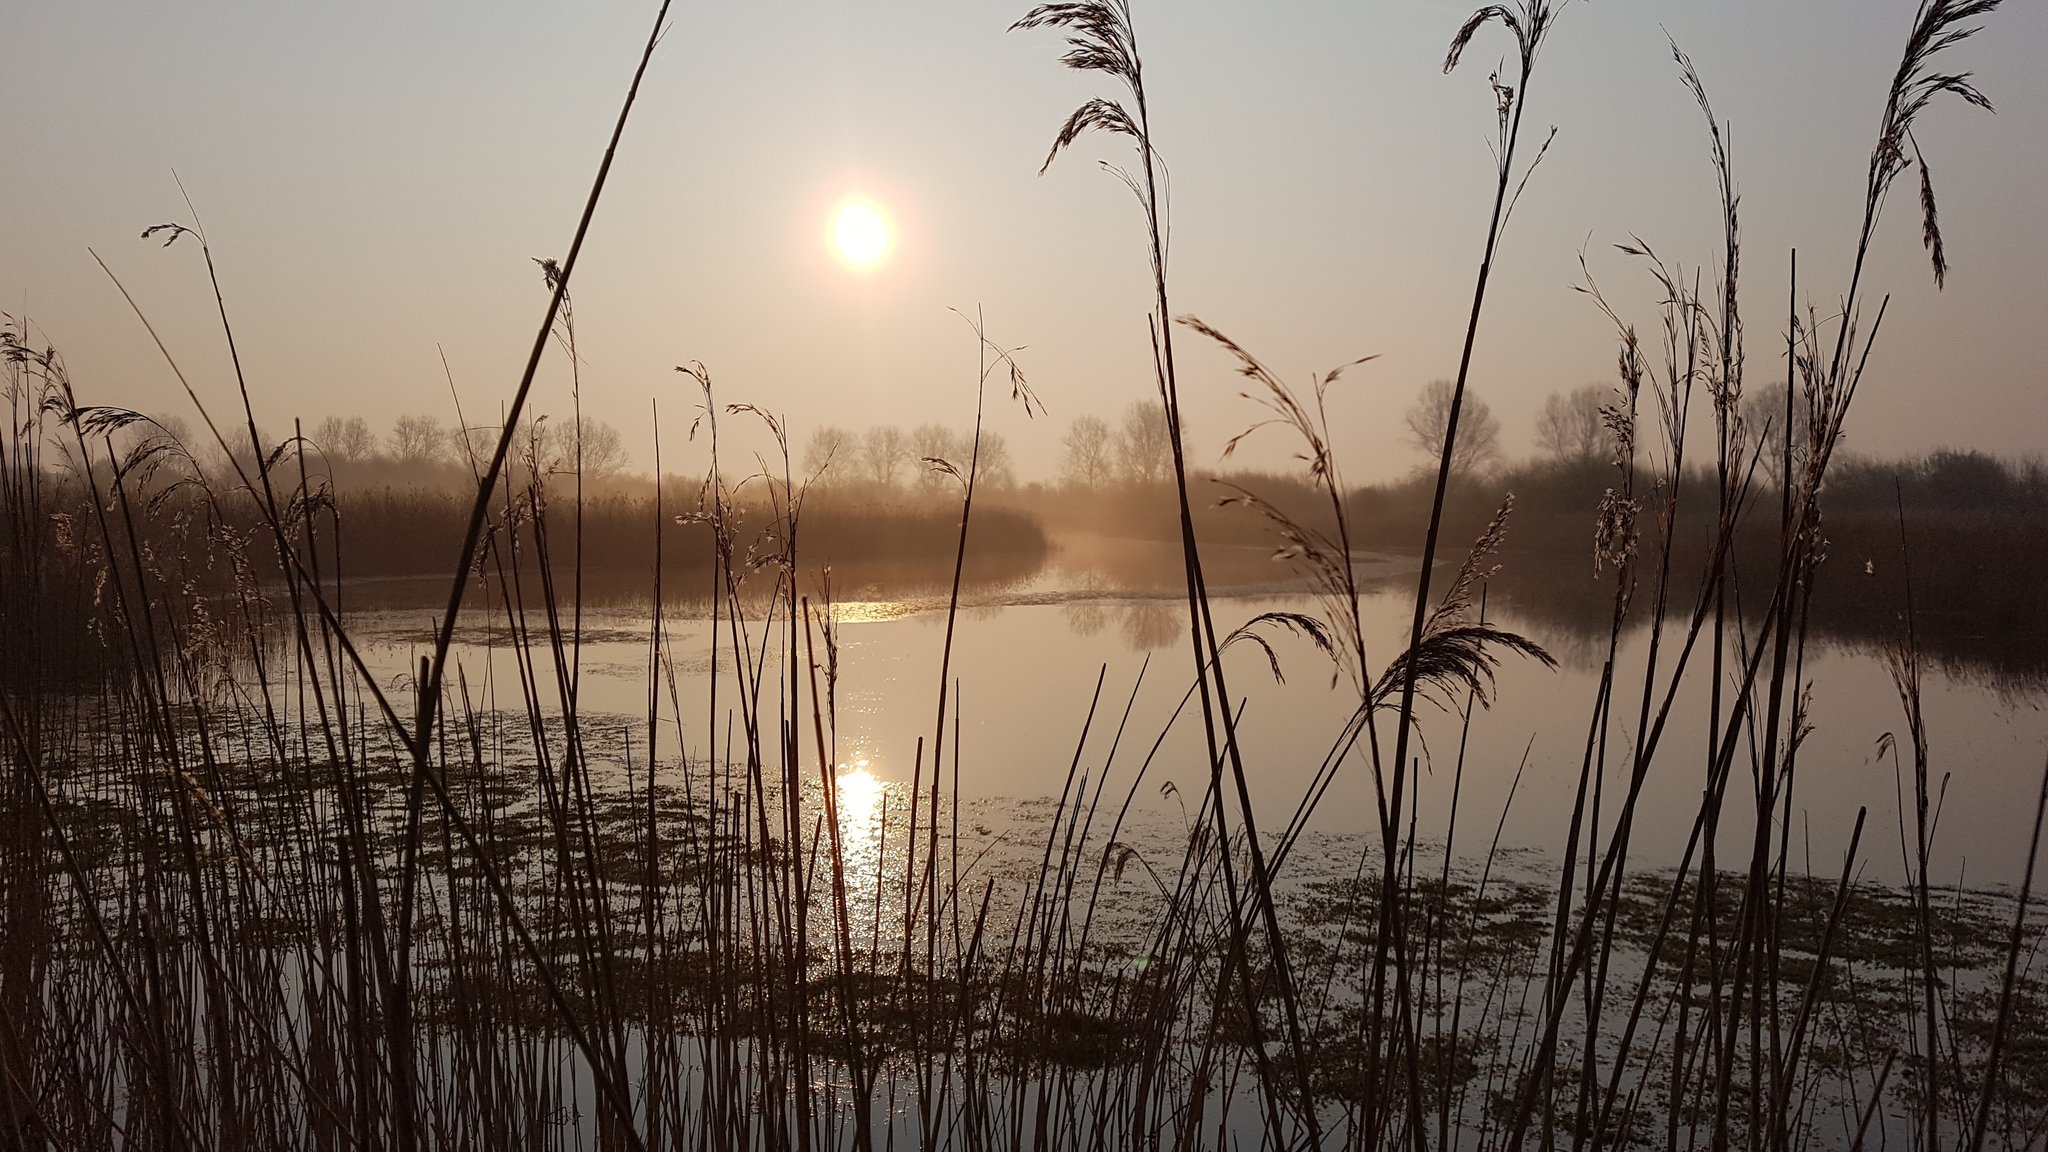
153,414,195,454
314,415,377,462
861,425,909,488
1116,399,1171,484
582,420,627,481
1741,381,1811,488
910,423,963,492
1535,384,1607,464
391,414,447,465
1060,414,1114,488
450,422,506,471
976,431,1017,490
198,424,275,483
910,422,958,462
802,425,856,481
1404,378,1501,476
542,417,628,481
506,419,549,474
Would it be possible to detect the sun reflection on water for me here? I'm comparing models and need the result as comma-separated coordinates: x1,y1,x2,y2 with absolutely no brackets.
834,761,885,840
830,757,889,931
829,601,922,625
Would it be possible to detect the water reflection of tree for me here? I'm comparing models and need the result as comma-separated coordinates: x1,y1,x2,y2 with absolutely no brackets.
1119,602,1179,652
1058,599,1180,653
1062,601,1108,638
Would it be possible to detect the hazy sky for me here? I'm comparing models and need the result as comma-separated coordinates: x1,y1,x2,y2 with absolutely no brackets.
4,1,2043,482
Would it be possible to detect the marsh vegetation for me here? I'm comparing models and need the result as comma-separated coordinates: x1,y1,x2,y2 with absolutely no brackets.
2,1,2044,1150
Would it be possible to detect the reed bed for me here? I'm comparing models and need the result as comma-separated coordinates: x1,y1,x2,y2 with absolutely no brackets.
2,1,2044,1149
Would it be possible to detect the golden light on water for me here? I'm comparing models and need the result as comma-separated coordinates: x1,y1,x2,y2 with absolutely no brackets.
830,600,921,625
829,197,892,271
834,761,885,832
830,760,889,941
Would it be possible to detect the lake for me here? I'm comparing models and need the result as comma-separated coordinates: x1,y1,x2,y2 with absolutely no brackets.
343,552,2048,891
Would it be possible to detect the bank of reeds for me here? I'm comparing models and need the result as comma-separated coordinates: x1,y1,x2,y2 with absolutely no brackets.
3,1,2044,1149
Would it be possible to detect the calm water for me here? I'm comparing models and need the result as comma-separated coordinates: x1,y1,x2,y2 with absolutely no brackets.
346,571,2048,890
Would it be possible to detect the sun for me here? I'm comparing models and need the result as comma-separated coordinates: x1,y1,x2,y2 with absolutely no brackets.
829,197,892,272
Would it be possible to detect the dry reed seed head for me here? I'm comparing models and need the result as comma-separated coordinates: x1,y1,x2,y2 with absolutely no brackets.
1011,1,1138,81
1870,1,2003,288
1912,135,1947,289
1670,40,1742,268
1790,683,1818,755
724,402,786,453
1013,2,1149,176
49,511,76,554
1221,611,1336,686
674,484,714,527
1447,0,1554,87
533,256,565,294
1490,71,1515,127
1181,315,1373,491
1041,98,1140,175
675,362,718,444
1375,497,1555,706
922,455,966,492
0,331,40,368
1432,495,1516,632
1445,6,1518,73
1107,842,1144,886
1594,487,1638,576
140,223,193,248
1006,360,1044,418
1372,622,1553,714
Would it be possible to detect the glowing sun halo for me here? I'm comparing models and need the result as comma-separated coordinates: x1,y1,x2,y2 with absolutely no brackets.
830,198,892,271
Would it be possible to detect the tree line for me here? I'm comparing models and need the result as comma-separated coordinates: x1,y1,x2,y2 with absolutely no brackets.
120,411,633,490
140,378,1912,497
308,413,629,481
1400,377,1813,483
